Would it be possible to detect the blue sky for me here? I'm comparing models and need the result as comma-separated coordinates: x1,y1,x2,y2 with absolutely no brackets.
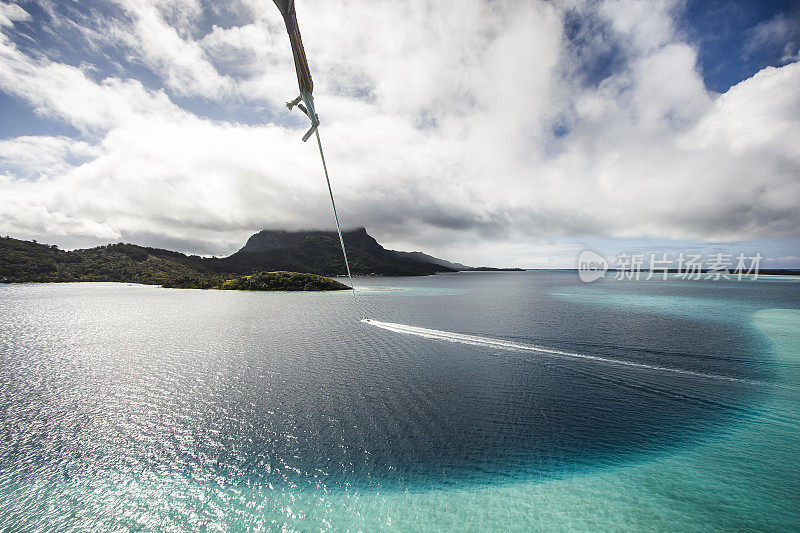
0,0,798,268
682,0,800,92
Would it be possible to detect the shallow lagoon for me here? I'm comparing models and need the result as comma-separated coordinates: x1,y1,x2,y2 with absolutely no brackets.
0,272,798,530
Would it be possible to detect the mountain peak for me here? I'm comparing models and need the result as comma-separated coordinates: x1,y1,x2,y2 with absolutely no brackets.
232,228,455,276
239,227,369,253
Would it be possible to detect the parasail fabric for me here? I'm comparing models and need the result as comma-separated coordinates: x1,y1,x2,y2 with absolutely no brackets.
274,0,318,141
273,0,313,95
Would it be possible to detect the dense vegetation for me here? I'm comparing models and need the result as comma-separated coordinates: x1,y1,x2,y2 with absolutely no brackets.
216,271,350,291
0,237,349,291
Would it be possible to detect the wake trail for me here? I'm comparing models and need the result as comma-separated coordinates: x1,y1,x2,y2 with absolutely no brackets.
362,319,784,388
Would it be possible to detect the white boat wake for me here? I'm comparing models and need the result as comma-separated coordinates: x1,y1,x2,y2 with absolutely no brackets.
361,318,764,386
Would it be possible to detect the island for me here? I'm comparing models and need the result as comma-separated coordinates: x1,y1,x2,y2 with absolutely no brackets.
163,271,350,291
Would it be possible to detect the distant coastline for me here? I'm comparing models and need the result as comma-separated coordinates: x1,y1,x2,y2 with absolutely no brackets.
522,268,800,276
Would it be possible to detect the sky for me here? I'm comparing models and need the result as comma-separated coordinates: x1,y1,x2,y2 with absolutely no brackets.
0,0,798,268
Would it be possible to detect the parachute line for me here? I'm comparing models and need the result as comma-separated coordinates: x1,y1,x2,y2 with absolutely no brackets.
273,0,357,316
314,128,359,314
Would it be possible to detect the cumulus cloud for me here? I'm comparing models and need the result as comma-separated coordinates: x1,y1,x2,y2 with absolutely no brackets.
0,0,798,264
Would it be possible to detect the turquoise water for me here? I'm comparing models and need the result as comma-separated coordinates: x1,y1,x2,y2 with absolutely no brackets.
0,273,798,530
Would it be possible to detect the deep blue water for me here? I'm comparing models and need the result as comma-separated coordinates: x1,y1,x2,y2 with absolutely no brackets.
0,272,798,529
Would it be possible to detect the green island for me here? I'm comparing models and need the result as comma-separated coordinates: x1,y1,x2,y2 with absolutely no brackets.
0,237,350,291
166,271,350,291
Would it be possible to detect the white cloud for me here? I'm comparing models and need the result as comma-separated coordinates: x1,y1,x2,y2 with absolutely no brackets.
599,0,678,53
0,2,29,28
0,31,185,133
687,63,800,154
782,43,800,64
0,0,798,265
115,0,235,99
0,135,99,178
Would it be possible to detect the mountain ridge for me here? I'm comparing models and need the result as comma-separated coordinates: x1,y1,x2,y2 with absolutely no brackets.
0,228,459,284
229,227,452,276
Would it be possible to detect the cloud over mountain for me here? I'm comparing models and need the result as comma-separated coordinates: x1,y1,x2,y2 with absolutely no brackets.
0,0,798,264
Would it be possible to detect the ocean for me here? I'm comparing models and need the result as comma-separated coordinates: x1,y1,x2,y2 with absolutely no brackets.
0,271,798,530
